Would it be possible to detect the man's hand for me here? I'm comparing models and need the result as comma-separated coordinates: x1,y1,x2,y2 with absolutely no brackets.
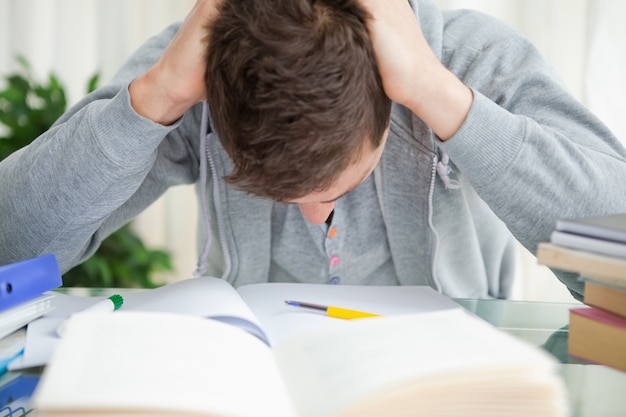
359,0,472,141
129,0,221,126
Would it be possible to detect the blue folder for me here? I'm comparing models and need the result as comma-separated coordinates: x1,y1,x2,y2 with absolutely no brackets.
0,255,62,313
0,373,39,416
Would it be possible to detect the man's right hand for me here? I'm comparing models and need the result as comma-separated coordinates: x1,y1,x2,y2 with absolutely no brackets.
129,0,222,126
359,0,472,141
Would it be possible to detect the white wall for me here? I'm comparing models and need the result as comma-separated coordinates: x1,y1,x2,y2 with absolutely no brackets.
1,0,195,101
1,0,624,299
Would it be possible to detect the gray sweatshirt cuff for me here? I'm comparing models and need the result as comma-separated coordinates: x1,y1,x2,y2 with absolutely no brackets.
438,89,527,187
89,85,182,168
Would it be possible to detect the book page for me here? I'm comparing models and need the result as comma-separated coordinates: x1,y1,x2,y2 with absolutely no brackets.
237,283,460,345
0,293,55,339
15,277,268,370
121,277,267,342
33,311,298,417
272,309,565,417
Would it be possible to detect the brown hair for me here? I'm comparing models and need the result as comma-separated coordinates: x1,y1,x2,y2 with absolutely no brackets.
205,0,391,201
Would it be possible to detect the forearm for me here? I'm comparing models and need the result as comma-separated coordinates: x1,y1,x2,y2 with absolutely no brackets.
433,15,626,252
0,86,178,271
403,8,626,254
402,61,473,141
0,18,213,270
439,89,626,251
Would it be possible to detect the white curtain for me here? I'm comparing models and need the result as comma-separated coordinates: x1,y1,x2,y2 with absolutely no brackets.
584,0,626,141
1,0,624,300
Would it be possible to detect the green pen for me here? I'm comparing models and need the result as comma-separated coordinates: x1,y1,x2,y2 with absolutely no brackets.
56,294,124,337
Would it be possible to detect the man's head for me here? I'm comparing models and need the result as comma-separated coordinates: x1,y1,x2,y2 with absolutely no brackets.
205,0,391,202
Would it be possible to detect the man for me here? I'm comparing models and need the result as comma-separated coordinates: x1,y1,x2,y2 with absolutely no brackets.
1,0,625,300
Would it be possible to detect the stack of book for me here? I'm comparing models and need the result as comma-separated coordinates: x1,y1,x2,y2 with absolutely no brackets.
0,254,62,372
536,213,626,372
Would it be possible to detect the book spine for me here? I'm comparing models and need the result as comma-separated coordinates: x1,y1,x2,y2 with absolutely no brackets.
536,243,626,285
556,217,626,244
551,231,626,258
584,280,626,318
568,307,626,372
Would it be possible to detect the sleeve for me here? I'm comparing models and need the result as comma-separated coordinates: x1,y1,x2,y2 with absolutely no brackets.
437,11,626,299
0,23,201,273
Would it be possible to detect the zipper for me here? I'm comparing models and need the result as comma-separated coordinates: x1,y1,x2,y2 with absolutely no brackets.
427,153,442,292
205,134,232,280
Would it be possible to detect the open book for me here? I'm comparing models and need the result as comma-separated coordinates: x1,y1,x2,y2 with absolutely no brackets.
16,277,463,369
32,277,568,417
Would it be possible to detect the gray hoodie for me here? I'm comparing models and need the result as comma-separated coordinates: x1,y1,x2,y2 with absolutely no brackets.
1,0,625,300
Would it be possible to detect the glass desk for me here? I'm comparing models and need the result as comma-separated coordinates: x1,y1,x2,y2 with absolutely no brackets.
2,294,625,416
456,298,626,417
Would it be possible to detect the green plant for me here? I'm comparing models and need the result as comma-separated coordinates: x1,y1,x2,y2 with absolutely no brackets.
62,224,172,288
0,56,172,288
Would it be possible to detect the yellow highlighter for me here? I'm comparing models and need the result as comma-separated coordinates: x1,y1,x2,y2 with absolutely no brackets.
284,300,380,320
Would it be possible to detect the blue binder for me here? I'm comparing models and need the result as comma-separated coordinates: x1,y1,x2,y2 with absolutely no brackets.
0,373,39,416
0,255,62,313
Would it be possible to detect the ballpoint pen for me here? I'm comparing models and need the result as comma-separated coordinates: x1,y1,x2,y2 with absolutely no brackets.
284,300,380,320
56,294,124,337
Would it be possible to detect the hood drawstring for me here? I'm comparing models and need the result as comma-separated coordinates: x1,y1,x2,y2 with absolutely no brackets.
436,152,461,190
193,102,212,277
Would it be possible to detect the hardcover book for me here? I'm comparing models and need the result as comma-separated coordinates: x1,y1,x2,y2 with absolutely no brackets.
568,307,626,372
555,213,626,243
